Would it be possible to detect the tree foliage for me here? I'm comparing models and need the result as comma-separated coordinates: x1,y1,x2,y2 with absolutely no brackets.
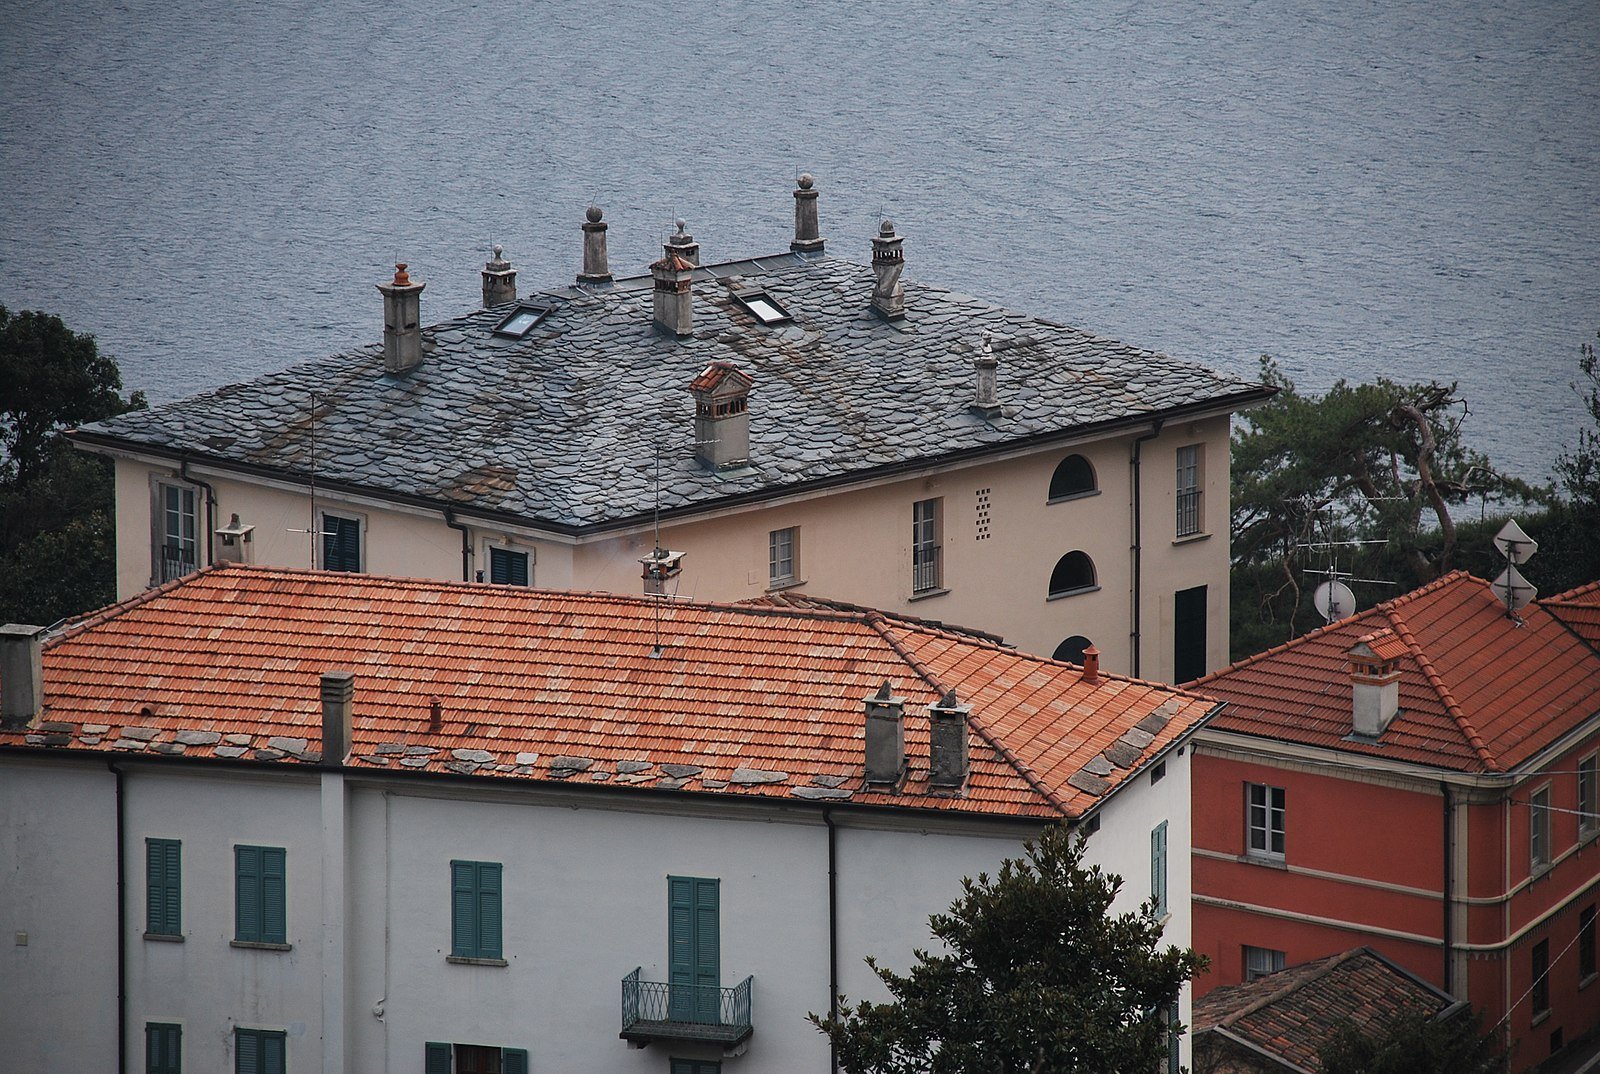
810,823,1206,1074
0,307,145,625
1317,1008,1505,1074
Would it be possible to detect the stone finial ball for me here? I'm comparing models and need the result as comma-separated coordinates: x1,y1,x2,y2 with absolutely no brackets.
492,243,503,258
880,220,896,235
675,218,687,233
586,205,603,223
797,173,814,189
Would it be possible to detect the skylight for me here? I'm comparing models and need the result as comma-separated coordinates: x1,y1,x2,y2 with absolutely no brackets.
731,289,792,326
493,302,553,338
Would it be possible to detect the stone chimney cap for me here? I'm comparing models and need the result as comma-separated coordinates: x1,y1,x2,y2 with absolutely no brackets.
586,205,604,223
486,243,509,268
1351,628,1407,663
391,263,413,286
651,250,696,273
879,220,897,236
798,173,814,190
689,361,753,394
940,688,959,707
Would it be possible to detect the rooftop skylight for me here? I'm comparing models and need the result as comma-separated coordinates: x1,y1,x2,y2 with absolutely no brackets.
731,289,792,326
492,302,554,338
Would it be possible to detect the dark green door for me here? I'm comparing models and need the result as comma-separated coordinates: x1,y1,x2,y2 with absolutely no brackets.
668,875,720,1024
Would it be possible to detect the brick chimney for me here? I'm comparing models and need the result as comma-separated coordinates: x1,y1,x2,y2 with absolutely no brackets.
1080,646,1101,684
376,263,425,374
652,242,696,338
864,681,907,785
870,220,906,321
1348,630,1404,738
0,623,46,729
320,670,354,766
791,174,824,253
578,206,612,284
971,331,1000,417
928,689,970,789
689,362,754,471
666,219,700,267
482,244,516,308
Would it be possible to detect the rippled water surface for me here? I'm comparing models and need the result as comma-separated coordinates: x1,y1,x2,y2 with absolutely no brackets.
3,0,1597,480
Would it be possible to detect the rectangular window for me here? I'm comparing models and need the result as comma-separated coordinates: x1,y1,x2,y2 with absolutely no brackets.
1531,786,1551,872
671,1062,722,1074
487,546,530,587
234,845,287,945
668,875,721,1025
1175,444,1202,537
425,1044,528,1074
450,860,503,961
1582,905,1597,981
1151,821,1169,917
911,498,943,593
768,526,798,587
146,1022,182,1074
321,512,362,573
1244,945,1286,982
1533,939,1551,1016
155,481,199,583
1247,783,1286,860
1173,585,1208,683
1582,756,1597,835
234,1028,285,1074
145,838,182,937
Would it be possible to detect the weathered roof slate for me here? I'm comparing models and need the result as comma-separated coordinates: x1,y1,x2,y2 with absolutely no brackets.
72,253,1268,531
0,565,1218,818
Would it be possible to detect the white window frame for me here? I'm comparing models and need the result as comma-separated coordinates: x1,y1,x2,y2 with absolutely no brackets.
1246,782,1286,861
1175,444,1203,538
317,509,365,573
150,476,201,586
1531,783,1552,874
482,540,535,587
911,498,943,595
1244,945,1286,982
768,526,799,589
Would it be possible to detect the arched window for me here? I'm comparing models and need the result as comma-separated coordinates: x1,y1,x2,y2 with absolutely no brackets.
1053,635,1093,664
1048,454,1096,501
1048,551,1097,597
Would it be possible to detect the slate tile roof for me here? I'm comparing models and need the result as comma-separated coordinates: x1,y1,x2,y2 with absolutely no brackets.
1192,572,1600,773
0,565,1218,817
1192,947,1457,1074
70,253,1270,532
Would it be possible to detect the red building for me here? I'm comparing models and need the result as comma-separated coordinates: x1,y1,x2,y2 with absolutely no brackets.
1189,573,1600,1071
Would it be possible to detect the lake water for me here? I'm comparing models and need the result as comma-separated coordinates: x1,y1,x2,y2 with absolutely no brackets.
3,0,1597,482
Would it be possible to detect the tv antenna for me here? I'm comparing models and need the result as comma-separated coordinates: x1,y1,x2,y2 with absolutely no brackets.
1289,494,1395,623
286,390,335,567
1491,518,1538,621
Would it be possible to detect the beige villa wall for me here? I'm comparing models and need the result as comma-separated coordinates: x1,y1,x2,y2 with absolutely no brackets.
108,413,1230,682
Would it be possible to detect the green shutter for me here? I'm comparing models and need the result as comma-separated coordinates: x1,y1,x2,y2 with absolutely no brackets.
146,839,181,935
477,862,503,959
668,875,721,1024
146,1022,181,1074
261,848,286,944
236,846,261,942
262,1031,284,1074
451,860,476,956
1151,822,1168,916
236,1029,259,1074
425,1042,452,1074
501,1047,528,1074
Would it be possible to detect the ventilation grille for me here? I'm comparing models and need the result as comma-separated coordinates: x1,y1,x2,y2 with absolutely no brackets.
975,488,992,541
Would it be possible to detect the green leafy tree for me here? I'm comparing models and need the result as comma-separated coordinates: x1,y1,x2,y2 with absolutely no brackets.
1317,1008,1505,1074
0,306,145,625
810,823,1206,1074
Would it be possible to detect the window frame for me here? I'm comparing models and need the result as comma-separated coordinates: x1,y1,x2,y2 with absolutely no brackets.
426,1043,528,1074
484,543,532,587
768,526,800,589
319,509,364,573
146,1021,182,1074
234,1027,286,1074
1175,443,1203,537
145,837,182,939
1531,784,1552,875
233,844,287,947
1047,453,1098,502
1243,945,1286,982
449,859,504,963
1046,550,1098,599
911,497,943,595
1246,783,1286,861
151,477,201,586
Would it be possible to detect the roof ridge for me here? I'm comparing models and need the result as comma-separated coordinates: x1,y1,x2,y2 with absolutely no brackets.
49,565,227,645
1541,578,1600,605
1216,948,1365,1029
1375,569,1477,613
1385,598,1498,771
753,592,1008,645
862,612,1071,816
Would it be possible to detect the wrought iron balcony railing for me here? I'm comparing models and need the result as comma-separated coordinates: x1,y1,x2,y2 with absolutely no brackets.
620,967,754,1048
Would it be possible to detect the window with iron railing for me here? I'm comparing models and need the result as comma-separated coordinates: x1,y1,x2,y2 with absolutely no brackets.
1176,444,1202,537
155,482,198,583
912,498,942,593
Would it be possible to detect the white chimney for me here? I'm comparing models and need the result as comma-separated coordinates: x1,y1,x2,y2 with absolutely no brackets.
1348,630,1403,738
651,243,695,338
689,362,754,471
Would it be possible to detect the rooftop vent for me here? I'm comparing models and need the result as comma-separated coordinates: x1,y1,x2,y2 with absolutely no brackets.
870,220,906,321
376,263,426,374
690,362,754,471
791,173,824,253
971,330,1001,417
578,206,612,284
481,244,517,308
864,681,907,785
1080,645,1101,684
666,219,700,267
1348,629,1404,738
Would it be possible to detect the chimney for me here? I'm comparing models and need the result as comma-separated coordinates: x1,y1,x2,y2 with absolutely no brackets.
428,696,442,733
689,362,754,471
791,174,824,253
928,689,971,789
651,242,696,338
320,670,355,766
971,331,1001,417
0,623,46,729
1080,646,1100,684
666,219,700,267
215,513,255,564
578,206,612,284
1348,631,1402,738
864,681,907,784
481,244,517,308
376,263,426,374
870,220,906,321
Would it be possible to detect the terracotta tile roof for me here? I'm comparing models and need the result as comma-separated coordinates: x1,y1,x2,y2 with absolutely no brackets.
1545,579,1600,651
0,565,1218,817
1192,947,1457,1074
1192,572,1600,773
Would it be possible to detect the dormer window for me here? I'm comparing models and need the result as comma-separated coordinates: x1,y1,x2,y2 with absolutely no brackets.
492,301,554,338
731,289,792,325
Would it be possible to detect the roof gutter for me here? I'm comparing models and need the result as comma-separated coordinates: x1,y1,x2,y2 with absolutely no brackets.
179,458,217,569
442,508,472,583
109,760,127,1074
1129,418,1165,678
823,807,840,1074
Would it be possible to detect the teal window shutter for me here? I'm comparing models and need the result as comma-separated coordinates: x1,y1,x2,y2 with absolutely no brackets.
146,1022,181,1074
261,847,286,944
450,860,503,959
667,875,721,1024
501,1047,529,1074
489,548,529,586
146,838,181,935
1151,821,1169,916
425,1042,452,1074
235,1028,258,1074
478,862,503,959
322,514,362,572
236,846,261,941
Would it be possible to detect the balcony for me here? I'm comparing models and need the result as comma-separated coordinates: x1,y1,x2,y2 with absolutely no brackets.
620,967,754,1049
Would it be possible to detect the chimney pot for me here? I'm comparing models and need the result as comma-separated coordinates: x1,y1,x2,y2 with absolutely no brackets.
320,670,355,766
482,243,517,308
1080,646,1100,684
651,240,696,338
428,696,442,732
791,174,825,253
578,206,613,284
376,263,426,374
928,689,971,789
1349,633,1402,737
870,220,906,321
0,623,47,729
689,362,754,471
864,681,907,784
971,331,1001,417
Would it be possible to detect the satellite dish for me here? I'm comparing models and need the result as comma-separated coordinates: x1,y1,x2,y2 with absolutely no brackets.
1314,580,1358,623
1493,564,1537,613
1493,519,1538,565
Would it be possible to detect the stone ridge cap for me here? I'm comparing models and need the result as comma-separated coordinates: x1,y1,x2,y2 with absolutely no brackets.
1543,578,1600,606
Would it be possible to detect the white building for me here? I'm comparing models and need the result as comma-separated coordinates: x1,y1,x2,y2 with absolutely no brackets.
1,565,1213,1072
